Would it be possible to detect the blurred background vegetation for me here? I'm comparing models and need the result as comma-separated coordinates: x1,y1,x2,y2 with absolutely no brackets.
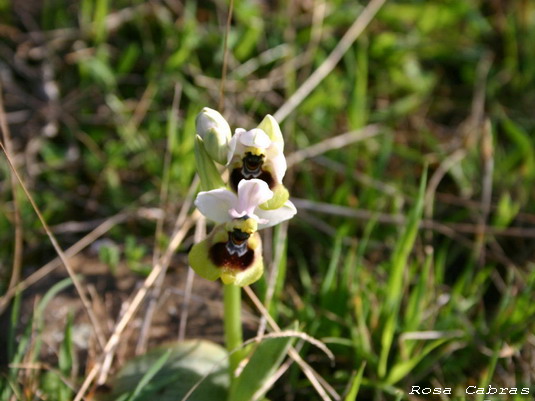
1,0,535,399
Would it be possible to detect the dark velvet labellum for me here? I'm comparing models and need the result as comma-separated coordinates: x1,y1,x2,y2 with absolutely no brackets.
243,153,264,176
230,153,275,192
209,229,255,270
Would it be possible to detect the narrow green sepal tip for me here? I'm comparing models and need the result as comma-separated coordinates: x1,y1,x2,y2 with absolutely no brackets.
257,114,283,147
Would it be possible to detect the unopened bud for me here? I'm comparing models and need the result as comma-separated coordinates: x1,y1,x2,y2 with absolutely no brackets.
196,107,231,165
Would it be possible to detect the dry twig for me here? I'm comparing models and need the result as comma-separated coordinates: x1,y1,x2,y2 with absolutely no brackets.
273,0,387,123
244,286,339,401
0,82,24,304
74,207,199,400
286,124,382,167
0,100,107,351
136,85,182,354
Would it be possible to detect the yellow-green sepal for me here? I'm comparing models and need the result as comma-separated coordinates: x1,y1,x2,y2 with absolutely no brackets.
188,236,221,281
194,135,226,191
259,184,289,210
257,115,283,148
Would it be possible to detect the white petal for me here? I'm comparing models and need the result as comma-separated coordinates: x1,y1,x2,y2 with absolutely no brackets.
265,145,287,182
256,200,297,229
195,189,237,223
238,129,271,149
226,128,245,165
232,179,273,217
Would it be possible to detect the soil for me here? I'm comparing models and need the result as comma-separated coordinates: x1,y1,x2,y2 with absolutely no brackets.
2,250,259,390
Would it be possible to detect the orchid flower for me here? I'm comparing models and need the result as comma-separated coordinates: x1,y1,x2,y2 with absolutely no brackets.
227,115,290,210
188,218,264,286
188,179,296,286
195,179,296,229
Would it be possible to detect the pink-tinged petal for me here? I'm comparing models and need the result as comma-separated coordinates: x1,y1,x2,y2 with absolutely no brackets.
231,179,273,218
238,128,271,149
256,200,297,229
195,189,238,223
229,208,248,219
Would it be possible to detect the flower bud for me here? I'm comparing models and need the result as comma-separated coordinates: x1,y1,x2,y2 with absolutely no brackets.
196,107,232,165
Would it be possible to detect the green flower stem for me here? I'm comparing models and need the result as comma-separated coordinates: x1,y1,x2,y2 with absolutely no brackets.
223,283,243,382
194,132,245,389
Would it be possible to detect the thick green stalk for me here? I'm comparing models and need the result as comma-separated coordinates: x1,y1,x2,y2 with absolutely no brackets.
194,118,244,390
224,283,243,382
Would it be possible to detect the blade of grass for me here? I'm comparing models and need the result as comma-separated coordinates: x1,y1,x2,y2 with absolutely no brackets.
125,349,172,401
475,345,500,401
320,230,344,303
228,326,296,401
58,313,75,401
379,167,427,378
403,248,433,333
93,0,109,43
343,362,366,401
30,277,75,363
1,278,73,401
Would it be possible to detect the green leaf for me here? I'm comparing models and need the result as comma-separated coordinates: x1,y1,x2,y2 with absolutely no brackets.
107,340,229,401
125,349,172,401
344,362,366,401
385,338,448,384
229,327,297,401
31,277,74,362
379,167,427,378
58,313,75,401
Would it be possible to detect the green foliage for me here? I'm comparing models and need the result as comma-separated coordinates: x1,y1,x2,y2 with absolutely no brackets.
124,236,151,276
105,341,229,401
99,242,121,273
1,278,73,400
379,169,427,379
229,330,296,401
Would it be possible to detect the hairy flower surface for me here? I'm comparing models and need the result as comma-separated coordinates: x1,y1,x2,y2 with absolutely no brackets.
188,218,264,286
